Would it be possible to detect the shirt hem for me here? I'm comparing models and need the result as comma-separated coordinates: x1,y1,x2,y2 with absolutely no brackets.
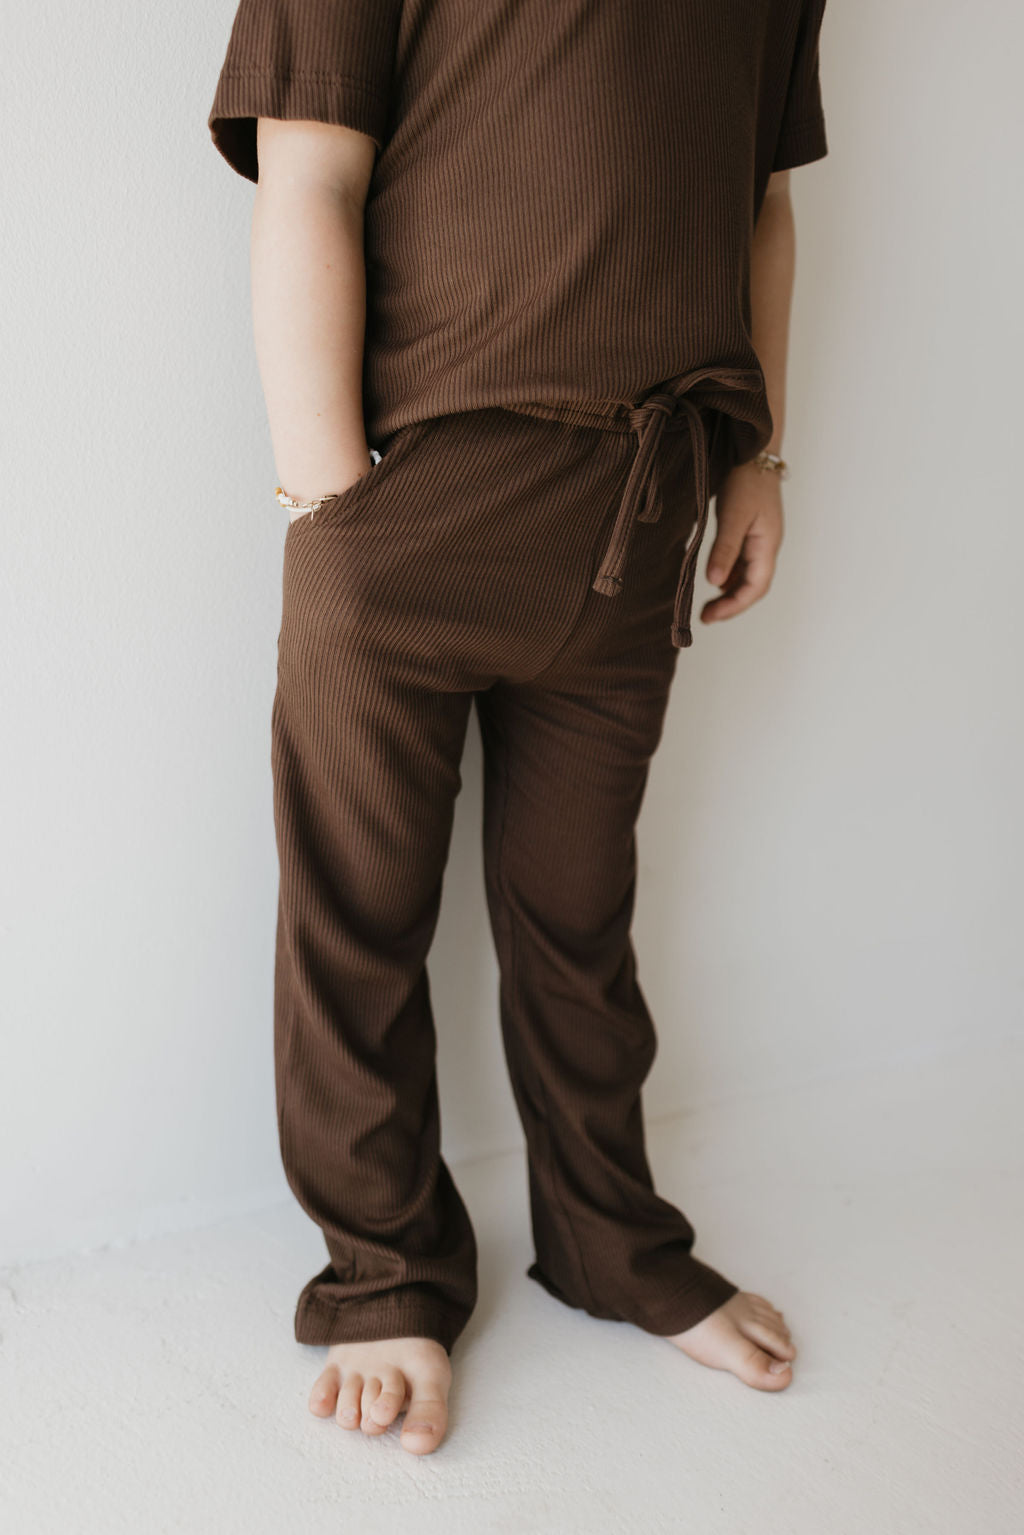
771,113,829,171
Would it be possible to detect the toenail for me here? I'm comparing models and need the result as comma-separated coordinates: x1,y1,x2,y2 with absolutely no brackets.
340,1408,358,1421
768,1360,791,1374
404,1421,434,1434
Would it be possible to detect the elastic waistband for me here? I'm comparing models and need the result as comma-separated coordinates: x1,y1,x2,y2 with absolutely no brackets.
500,397,643,434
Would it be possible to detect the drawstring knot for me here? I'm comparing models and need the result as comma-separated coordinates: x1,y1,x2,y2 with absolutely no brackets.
591,383,712,648
592,392,677,598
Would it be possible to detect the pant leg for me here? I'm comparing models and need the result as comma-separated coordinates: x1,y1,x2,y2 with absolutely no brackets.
271,424,480,1353
269,406,632,1353
474,419,741,1337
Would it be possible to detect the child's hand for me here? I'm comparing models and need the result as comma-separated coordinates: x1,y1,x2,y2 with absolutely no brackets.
701,462,785,625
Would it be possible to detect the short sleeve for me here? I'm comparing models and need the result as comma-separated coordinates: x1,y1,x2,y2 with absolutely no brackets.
772,0,829,171
207,0,403,182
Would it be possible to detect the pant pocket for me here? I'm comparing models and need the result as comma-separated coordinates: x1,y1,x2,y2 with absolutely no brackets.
308,416,434,531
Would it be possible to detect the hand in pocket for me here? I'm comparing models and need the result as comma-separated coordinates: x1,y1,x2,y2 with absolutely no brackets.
286,449,382,523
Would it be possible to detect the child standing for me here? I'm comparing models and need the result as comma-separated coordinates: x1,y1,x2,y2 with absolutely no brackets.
208,0,828,1455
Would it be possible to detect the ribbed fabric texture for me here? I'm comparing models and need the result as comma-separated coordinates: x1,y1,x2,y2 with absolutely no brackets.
208,0,828,458
272,407,741,1351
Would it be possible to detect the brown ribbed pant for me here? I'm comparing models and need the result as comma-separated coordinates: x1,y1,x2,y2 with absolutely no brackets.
271,402,740,1355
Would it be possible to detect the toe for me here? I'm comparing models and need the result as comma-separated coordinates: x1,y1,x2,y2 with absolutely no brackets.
743,1316,797,1362
739,1344,798,1393
367,1368,408,1428
400,1386,449,1455
360,1376,389,1435
738,1341,793,1391
335,1371,363,1429
309,1363,340,1417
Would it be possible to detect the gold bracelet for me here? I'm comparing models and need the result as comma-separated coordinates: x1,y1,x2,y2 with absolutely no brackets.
750,450,789,480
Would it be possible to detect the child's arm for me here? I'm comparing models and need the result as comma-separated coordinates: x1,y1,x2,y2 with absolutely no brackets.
250,118,378,505
747,168,796,461
702,168,797,624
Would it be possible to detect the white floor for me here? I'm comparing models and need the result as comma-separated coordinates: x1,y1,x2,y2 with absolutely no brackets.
2,1036,1022,1535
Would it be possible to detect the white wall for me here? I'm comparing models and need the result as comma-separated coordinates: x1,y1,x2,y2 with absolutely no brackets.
2,0,1021,1266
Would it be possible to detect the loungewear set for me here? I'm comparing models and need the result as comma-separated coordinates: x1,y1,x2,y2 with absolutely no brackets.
207,0,829,1354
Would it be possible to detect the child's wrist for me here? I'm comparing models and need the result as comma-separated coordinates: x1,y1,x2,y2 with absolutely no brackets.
728,450,789,483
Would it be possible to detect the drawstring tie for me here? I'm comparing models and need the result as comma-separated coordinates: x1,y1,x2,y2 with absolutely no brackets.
505,365,766,650
592,388,713,648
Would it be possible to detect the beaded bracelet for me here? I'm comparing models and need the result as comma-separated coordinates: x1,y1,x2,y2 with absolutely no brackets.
274,485,337,514
274,449,382,517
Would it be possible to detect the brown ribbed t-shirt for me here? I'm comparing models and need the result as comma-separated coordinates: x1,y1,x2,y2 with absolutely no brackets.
207,0,828,467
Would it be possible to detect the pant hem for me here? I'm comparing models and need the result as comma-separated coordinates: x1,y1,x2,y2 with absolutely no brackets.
638,1267,741,1337
295,1292,468,1355
527,1256,739,1337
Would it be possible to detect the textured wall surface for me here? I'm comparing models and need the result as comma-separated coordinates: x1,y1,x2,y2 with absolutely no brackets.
2,1,1021,1266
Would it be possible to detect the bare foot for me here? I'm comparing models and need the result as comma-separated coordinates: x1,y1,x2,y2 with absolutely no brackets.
663,1291,797,1391
307,1335,453,1455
